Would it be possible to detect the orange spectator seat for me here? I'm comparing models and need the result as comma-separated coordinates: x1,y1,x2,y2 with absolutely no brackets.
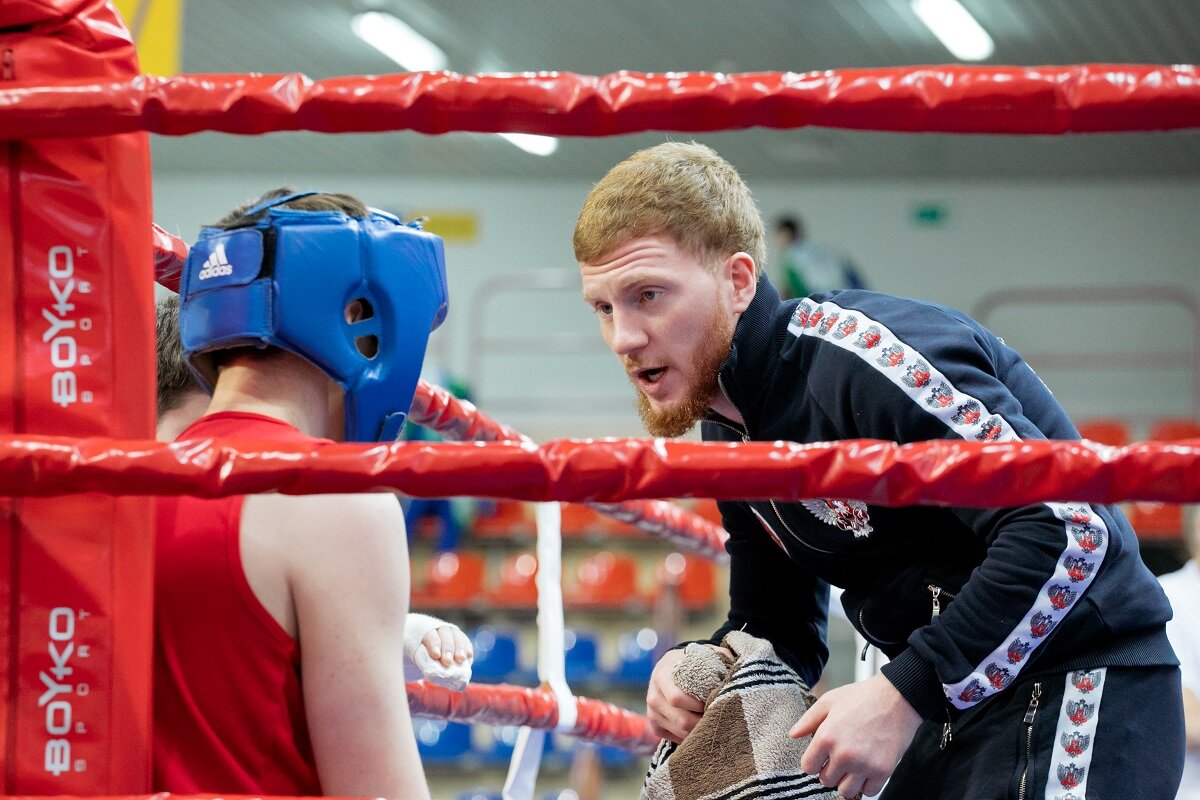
560,503,641,538
561,503,604,538
1148,418,1200,442
654,552,717,610
472,500,533,539
412,551,487,607
565,551,643,609
590,506,643,539
690,498,725,526
489,552,539,608
1129,502,1184,542
1075,419,1131,447
587,500,719,542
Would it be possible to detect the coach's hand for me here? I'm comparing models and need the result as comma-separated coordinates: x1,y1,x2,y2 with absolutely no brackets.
790,674,922,799
646,645,731,743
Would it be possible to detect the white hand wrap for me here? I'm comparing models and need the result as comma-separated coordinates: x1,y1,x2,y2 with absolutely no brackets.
403,612,472,692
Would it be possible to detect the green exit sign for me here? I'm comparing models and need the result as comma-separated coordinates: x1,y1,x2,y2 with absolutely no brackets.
912,202,949,227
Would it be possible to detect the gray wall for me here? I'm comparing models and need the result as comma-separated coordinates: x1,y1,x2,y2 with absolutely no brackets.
154,173,1200,442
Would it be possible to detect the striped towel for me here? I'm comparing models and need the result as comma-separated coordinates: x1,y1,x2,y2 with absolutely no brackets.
641,630,837,800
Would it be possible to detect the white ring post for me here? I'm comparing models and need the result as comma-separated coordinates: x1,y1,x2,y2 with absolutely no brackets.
502,501,575,800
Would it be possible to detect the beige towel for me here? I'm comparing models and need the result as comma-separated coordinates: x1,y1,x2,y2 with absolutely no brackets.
641,630,837,800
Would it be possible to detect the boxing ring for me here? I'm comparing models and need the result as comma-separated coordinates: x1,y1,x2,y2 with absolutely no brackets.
3,0,1200,796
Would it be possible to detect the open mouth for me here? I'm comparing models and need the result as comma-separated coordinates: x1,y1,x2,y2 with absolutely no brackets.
637,366,667,385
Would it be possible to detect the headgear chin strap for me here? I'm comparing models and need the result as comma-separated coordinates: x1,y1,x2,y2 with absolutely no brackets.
179,194,449,442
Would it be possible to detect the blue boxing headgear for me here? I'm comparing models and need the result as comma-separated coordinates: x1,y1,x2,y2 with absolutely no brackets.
179,192,448,442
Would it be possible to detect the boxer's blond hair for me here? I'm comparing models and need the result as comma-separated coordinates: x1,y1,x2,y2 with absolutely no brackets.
573,141,765,278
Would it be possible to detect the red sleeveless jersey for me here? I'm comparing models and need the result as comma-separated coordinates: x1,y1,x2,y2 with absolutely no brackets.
153,412,328,794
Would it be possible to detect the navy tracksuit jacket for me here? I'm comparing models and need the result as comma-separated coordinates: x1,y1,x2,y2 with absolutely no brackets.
697,278,1183,797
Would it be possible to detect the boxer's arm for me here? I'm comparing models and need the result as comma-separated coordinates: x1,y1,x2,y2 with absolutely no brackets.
284,493,431,800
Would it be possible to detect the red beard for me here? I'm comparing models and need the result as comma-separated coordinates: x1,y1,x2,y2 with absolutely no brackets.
629,309,733,438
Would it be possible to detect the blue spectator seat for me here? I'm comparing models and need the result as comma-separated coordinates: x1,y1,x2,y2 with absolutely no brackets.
540,790,582,800
610,627,658,686
594,742,635,769
563,628,600,684
414,719,472,765
471,627,521,684
456,791,502,800
480,724,559,768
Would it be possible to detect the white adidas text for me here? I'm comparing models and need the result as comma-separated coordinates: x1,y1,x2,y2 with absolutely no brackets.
198,243,232,280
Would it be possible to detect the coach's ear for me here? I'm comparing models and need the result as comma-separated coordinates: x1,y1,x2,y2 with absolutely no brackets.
724,251,757,314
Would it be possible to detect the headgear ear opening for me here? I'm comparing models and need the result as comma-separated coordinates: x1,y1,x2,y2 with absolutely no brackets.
178,198,448,442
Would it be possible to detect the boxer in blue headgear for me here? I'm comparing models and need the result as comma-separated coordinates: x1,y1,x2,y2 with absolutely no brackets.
155,189,444,800
179,189,448,442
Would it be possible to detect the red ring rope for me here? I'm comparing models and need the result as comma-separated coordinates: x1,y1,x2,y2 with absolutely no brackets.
3,66,1199,139
406,681,658,755
3,435,1197,506
409,381,729,561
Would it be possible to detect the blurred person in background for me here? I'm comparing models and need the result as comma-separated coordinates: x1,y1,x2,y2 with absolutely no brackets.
775,214,866,300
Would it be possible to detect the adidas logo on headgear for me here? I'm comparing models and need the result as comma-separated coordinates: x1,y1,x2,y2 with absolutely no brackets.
197,242,233,280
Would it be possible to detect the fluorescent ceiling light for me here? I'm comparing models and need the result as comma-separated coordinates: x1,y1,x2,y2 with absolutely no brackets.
911,0,994,62
351,11,447,72
498,132,559,157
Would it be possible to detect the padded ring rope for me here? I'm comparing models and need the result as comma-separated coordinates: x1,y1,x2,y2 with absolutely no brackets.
405,680,658,755
2,65,1199,139
2,434,1198,505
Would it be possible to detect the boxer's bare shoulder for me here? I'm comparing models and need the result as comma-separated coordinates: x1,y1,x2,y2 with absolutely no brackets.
240,492,406,638
242,489,415,793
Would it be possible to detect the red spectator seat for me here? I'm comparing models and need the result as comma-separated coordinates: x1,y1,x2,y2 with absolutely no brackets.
489,552,539,608
412,551,487,607
690,498,724,526
1075,419,1131,447
561,503,604,538
654,552,717,610
1129,502,1184,542
594,510,642,538
472,500,533,539
1148,418,1200,442
559,503,642,538
565,551,643,609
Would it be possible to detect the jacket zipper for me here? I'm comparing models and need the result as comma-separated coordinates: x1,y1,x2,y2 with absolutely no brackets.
768,497,836,554
928,584,957,751
928,584,957,621
1017,682,1042,800
706,394,836,557
857,607,906,657
864,584,957,660
713,378,885,664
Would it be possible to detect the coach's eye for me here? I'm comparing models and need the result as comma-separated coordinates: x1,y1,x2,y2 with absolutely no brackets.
594,302,613,316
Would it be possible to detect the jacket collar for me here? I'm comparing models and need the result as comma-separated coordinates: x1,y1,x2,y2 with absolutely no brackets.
713,275,789,431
